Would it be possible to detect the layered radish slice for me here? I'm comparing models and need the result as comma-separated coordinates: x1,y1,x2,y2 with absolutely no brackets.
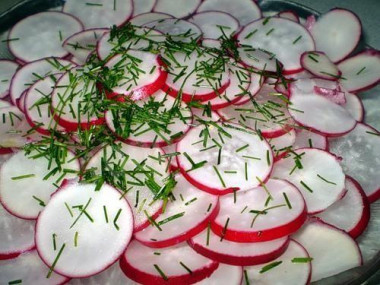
196,264,242,285
0,105,28,148
35,180,134,278
238,47,279,73
154,0,201,18
343,92,364,122
269,129,296,157
293,129,328,150
130,12,173,27
0,60,19,99
300,51,341,80
133,0,156,16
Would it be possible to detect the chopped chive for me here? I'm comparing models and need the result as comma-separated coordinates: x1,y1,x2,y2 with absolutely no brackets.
113,0,117,10
154,264,168,281
65,202,73,217
263,17,271,25
366,131,380,136
292,35,302,44
308,138,313,148
266,150,271,166
86,2,103,6
47,243,66,278
154,252,161,255
236,143,249,153
245,162,248,181
2,38,19,42
224,170,237,174
244,29,257,39
241,205,248,213
8,280,22,285
74,231,79,247
11,174,35,180
220,217,230,241
58,30,63,41
103,205,109,223
144,210,162,231
206,222,211,246
33,195,45,207
157,212,185,226
52,233,57,251
300,180,313,193
179,261,193,274
283,192,292,209
356,66,366,75
259,261,282,273
316,174,336,185
185,197,197,206
213,165,226,188
244,269,250,285
113,208,122,230
291,257,313,263
266,28,275,36
207,203,213,212
308,54,319,63
242,155,261,160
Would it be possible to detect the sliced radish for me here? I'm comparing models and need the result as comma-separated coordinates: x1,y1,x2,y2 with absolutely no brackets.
338,49,380,93
177,122,272,195
278,11,299,22
0,99,12,109
63,0,133,29
0,105,29,148
130,12,173,27
300,51,341,80
272,148,345,214
268,129,296,157
191,107,220,123
120,240,218,284
343,92,364,122
328,123,380,203
233,71,264,105
154,0,201,18
202,38,221,49
238,47,278,73
292,218,362,282
189,11,239,39
0,250,68,284
133,0,156,16
0,60,19,99
0,202,35,260
189,228,290,265
243,240,311,285
310,8,361,63
316,176,370,239
196,263,242,285
314,85,346,105
238,17,314,73
35,181,134,278
134,174,219,247
293,129,328,150
197,0,261,26
145,19,202,42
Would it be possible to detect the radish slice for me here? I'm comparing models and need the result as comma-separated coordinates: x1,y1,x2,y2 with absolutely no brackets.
189,228,290,265
134,174,219,248
0,106,29,148
191,107,220,123
120,240,218,284
238,47,278,73
63,0,133,29
130,12,173,27
272,148,345,214
145,19,202,42
0,202,35,260
8,12,83,63
310,8,361,63
133,0,156,16
189,11,239,39
269,129,296,157
63,28,108,64
35,181,134,278
0,250,68,284
212,179,306,242
196,263,242,285
197,0,261,26
316,176,370,239
154,0,201,18
338,49,380,93
85,142,166,232
300,51,341,80
293,129,328,150
105,90,192,147
233,72,264,106
292,218,362,282
243,240,311,285
278,11,299,22
329,123,380,203
343,92,364,122
0,100,12,109
238,17,314,73
202,38,221,49
0,60,19,99
177,123,273,195
0,150,80,219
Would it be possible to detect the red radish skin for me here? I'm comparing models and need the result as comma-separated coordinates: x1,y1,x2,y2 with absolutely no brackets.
195,263,243,285
154,0,201,18
0,60,19,99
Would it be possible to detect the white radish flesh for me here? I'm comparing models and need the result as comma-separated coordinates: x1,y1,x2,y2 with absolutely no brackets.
130,12,173,27
293,129,327,150
343,92,364,122
0,60,19,98
238,47,278,73
133,0,156,16
0,106,29,148
196,264,242,285
300,51,341,80
269,129,296,157
154,0,201,18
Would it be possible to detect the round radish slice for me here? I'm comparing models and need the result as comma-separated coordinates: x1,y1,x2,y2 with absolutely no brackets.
234,72,264,106
106,90,192,147
329,123,380,203
35,181,134,278
63,0,133,29
154,0,201,18
189,11,239,39
293,129,328,150
316,176,370,239
63,28,108,64
197,0,261,26
133,0,156,16
104,51,167,101
269,129,296,157
130,12,173,27
0,203,35,260
120,240,218,284
212,179,306,242
278,11,299,22
292,219,362,282
0,149,80,219
343,92,364,122
310,8,361,63
238,47,278,73
0,60,19,99
189,228,289,266
0,250,68,284
177,122,273,195
300,51,341,80
272,148,345,214
196,263,242,285
0,106,29,148
238,17,314,73
243,240,311,285
338,49,380,93
8,12,83,63
134,174,219,248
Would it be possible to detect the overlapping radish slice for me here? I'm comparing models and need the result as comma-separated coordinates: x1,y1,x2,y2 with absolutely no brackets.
189,228,290,265
189,11,239,39
85,142,166,232
154,0,201,18
197,0,261,26
300,51,341,80
310,8,361,63
120,240,218,284
63,0,133,29
233,72,264,105
132,0,156,16
130,12,173,27
0,60,19,98
316,176,370,239
35,181,134,278
0,149,80,219
238,17,314,73
0,250,68,284
343,92,364,122
8,12,83,63
196,264,242,285
134,174,219,247
0,202,35,260
329,123,380,202
63,28,108,64
268,129,296,157
293,129,328,150
104,50,167,101
278,10,299,22
238,47,279,73
272,148,345,214
338,49,380,93
105,90,192,147
293,218,362,282
0,105,29,148
243,240,311,285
